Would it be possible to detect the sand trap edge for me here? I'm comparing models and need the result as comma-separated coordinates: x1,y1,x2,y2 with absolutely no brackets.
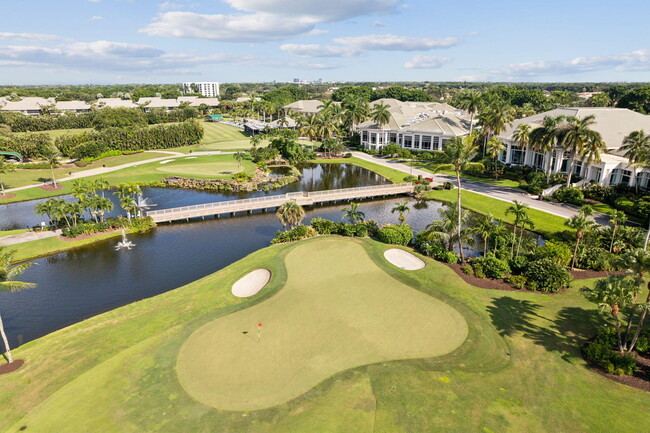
231,269,272,298
383,248,425,270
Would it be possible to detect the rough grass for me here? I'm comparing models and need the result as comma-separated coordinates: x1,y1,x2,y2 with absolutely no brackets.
406,160,524,188
177,239,468,410
426,189,569,239
1,236,648,432
154,154,255,179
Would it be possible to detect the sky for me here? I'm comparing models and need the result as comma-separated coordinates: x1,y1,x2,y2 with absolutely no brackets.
0,0,648,85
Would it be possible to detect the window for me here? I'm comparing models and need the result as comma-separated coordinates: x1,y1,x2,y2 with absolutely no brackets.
421,135,432,150
533,153,544,170
609,169,632,186
441,138,449,149
593,167,602,182
560,158,568,173
573,161,583,177
432,136,440,150
414,135,421,149
370,133,376,144
397,134,403,145
362,131,368,141
511,149,525,165
389,133,397,143
403,135,412,148
499,149,507,163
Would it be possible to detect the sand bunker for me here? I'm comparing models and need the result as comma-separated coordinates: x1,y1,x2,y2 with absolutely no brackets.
384,249,425,270
159,160,173,164
231,269,271,297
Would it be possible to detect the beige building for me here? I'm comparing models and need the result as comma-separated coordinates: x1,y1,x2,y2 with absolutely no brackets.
359,99,470,152
498,107,650,188
96,98,138,109
282,100,332,116
0,97,54,115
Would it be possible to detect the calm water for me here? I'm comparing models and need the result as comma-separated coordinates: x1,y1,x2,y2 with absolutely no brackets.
0,164,453,347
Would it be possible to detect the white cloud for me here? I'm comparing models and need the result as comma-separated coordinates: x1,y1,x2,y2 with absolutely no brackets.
141,0,403,42
403,55,452,69
90,16,103,21
372,20,385,27
0,41,239,73
490,49,650,79
0,32,61,41
280,43,359,57
333,34,460,51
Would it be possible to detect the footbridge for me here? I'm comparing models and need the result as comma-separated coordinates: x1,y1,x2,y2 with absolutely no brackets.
146,183,415,223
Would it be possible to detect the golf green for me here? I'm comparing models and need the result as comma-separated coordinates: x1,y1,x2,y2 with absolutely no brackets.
155,155,253,178
176,239,469,411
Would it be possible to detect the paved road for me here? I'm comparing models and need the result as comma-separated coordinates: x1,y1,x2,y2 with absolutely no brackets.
4,150,231,194
351,151,611,224
0,229,61,246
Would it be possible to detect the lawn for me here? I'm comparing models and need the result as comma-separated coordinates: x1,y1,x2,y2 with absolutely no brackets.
0,228,28,238
406,160,521,188
1,236,648,432
0,154,253,204
426,189,569,239
176,122,255,152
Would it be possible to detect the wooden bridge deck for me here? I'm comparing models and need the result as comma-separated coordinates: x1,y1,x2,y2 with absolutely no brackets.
146,183,415,223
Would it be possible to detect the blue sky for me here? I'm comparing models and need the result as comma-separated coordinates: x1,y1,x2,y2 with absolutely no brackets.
0,0,648,84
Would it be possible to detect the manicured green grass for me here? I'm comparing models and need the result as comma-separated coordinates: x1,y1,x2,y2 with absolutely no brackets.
177,239,468,410
0,154,251,204
1,236,648,433
426,189,569,239
0,228,28,238
175,122,254,152
314,157,407,184
407,161,521,188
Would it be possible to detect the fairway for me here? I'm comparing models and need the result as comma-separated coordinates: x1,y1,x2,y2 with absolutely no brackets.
176,239,468,410
155,155,254,178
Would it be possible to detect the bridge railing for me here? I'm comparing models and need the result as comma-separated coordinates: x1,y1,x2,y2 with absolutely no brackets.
147,183,413,218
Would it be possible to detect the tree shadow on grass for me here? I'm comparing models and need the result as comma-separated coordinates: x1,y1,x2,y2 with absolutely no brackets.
488,296,602,363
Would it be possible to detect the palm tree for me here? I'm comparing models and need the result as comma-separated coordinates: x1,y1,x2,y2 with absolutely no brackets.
478,99,515,154
0,249,36,364
424,203,473,253
343,97,370,133
471,213,496,256
620,130,650,167
486,137,506,179
580,275,639,355
40,146,60,188
233,151,246,171
300,114,320,150
391,201,410,225
117,183,142,220
616,248,650,351
608,210,627,253
276,201,305,229
456,90,482,134
565,205,596,269
371,102,391,130
510,123,531,166
557,115,603,187
87,195,113,223
530,116,562,183
505,201,532,258
341,202,365,224
434,135,482,263
0,159,12,196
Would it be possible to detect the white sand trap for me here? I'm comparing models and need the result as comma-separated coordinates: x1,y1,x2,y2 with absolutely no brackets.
231,269,271,297
185,156,197,159
384,249,425,270
159,159,173,164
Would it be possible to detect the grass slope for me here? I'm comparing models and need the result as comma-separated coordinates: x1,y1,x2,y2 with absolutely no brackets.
177,240,468,410
1,237,647,432
314,157,407,184
426,189,569,238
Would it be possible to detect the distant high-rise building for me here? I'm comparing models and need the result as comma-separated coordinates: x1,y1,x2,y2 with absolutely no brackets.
182,82,220,97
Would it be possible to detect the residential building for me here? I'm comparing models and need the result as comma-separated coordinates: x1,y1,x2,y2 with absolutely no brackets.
54,100,91,114
0,97,54,115
498,107,650,188
96,98,138,109
177,96,220,108
282,100,332,116
359,99,470,152
137,97,179,111
236,96,261,103
182,82,220,98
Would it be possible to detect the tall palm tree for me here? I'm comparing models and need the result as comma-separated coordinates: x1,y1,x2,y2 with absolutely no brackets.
456,90,482,134
300,114,320,150
341,202,365,224
530,116,562,183
233,151,246,171
471,213,496,256
424,203,474,253
505,201,531,258
371,102,391,130
580,131,606,182
608,210,627,253
557,115,603,187
434,135,482,263
580,275,639,355
486,137,506,179
478,98,515,154
117,183,142,220
41,146,60,188
276,201,305,229
620,130,650,167
343,97,370,133
0,249,36,364
565,205,596,269
391,201,410,225
511,123,531,165
617,248,650,352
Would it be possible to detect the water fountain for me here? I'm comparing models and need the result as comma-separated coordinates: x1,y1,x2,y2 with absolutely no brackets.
115,229,135,250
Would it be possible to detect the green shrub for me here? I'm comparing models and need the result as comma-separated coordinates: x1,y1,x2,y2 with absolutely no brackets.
61,217,155,238
232,172,253,182
614,197,635,214
508,255,529,274
578,246,617,271
461,265,474,276
271,225,317,244
353,223,368,237
74,160,90,167
523,258,572,293
339,223,357,237
442,181,454,190
505,275,528,290
403,175,418,182
310,217,336,235
343,152,352,158
414,234,459,264
470,253,510,279
533,241,572,267
584,326,639,376
376,224,412,246
553,187,584,206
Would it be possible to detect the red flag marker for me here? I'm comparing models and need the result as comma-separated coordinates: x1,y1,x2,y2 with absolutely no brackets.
257,323,262,342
